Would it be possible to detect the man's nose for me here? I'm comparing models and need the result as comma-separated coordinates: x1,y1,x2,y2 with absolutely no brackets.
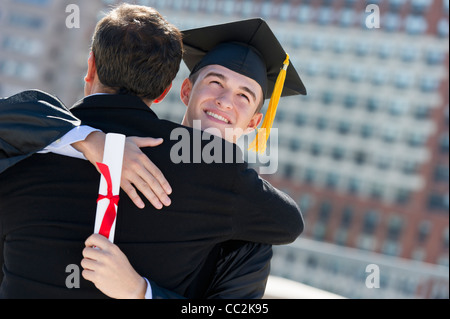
216,92,233,110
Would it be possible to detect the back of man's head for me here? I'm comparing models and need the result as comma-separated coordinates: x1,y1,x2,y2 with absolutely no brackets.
91,3,183,100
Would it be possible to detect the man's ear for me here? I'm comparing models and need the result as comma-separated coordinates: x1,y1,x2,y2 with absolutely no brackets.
244,113,263,135
84,52,97,83
180,78,193,107
154,83,173,104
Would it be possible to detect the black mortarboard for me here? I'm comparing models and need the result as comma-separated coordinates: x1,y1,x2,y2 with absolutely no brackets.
182,18,306,99
182,18,307,153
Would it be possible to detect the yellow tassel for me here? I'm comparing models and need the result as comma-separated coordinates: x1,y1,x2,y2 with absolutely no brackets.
249,54,290,154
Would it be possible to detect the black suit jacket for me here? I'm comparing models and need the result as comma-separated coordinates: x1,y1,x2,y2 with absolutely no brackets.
0,91,302,298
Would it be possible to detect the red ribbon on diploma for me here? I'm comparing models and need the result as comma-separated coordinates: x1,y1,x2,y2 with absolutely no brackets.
96,162,120,239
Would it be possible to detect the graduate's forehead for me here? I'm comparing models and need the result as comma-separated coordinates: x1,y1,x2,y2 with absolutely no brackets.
197,65,263,96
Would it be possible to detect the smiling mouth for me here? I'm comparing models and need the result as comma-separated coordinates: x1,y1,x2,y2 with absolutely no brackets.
205,111,230,124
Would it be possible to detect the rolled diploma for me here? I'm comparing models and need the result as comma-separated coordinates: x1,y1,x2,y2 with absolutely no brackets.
94,133,126,243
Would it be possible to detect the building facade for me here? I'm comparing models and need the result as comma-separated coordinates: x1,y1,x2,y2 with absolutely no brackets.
0,0,102,104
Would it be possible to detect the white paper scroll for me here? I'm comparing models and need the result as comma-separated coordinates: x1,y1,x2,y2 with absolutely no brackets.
94,133,126,243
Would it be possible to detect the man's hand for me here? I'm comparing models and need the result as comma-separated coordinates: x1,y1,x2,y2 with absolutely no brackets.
73,131,172,209
81,234,147,299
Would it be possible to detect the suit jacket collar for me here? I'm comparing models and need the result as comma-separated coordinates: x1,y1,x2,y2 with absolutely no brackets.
70,93,158,119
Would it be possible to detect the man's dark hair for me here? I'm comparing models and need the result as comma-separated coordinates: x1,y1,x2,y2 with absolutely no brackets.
91,4,183,100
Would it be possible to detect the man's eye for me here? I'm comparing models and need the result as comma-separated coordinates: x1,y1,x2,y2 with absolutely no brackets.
210,81,222,86
239,94,250,103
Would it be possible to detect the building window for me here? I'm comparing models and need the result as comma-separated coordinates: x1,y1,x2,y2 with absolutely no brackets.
437,19,449,38
311,36,328,52
327,65,342,80
260,2,273,19
242,1,257,17
340,206,353,228
440,133,449,153
319,201,332,222
417,220,431,243
382,240,401,256
205,1,217,13
413,104,431,119
428,192,449,211
283,164,295,179
289,138,302,152
386,215,404,240
331,146,346,161
420,76,440,92
362,210,379,234
312,223,326,241
297,5,313,24
298,193,314,215
333,37,350,54
343,94,358,108
339,9,355,27
294,113,308,126
394,71,414,89
425,49,445,65
304,168,316,184
305,60,322,77
444,106,449,125
369,183,384,199
375,154,392,170
407,131,428,148
360,124,375,139
434,165,449,183
223,0,237,16
310,143,323,157
367,97,383,112
378,42,395,59
383,13,401,31
381,126,399,143
411,248,426,261
348,67,365,83
404,14,428,35
315,117,329,130
353,150,368,165
388,0,407,12
337,121,352,135
355,40,371,57
325,172,340,189
371,69,389,86
410,0,432,14
321,90,335,105
389,99,410,116
400,45,420,62
443,227,449,249
275,109,286,123
348,177,362,194
357,234,376,251
279,3,291,21
401,160,420,175
317,7,333,25
334,229,349,246
395,188,411,204
437,255,449,267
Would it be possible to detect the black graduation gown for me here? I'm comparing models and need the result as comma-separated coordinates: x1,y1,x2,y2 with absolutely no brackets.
0,90,81,173
0,91,302,299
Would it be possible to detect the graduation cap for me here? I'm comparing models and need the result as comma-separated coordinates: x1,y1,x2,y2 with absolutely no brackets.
182,18,307,154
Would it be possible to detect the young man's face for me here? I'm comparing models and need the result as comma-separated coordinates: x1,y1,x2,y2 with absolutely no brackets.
181,65,264,143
